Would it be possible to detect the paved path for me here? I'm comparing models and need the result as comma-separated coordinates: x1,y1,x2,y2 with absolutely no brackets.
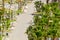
2,0,52,40
7,0,47,40
9,1,35,40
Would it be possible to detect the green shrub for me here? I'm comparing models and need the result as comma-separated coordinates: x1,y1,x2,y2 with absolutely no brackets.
26,1,60,40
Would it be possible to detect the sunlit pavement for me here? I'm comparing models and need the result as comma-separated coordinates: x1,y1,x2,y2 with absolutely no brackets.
5,0,47,40
8,1,35,40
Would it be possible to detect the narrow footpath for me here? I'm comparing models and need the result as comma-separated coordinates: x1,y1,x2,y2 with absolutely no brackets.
9,1,35,40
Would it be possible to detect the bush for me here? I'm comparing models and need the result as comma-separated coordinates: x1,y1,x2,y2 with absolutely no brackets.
26,1,60,40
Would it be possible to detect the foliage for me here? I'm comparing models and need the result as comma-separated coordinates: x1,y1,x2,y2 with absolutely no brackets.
16,8,23,14
0,35,2,40
0,9,4,15
0,0,25,40
34,1,43,12
0,8,14,40
26,1,60,40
